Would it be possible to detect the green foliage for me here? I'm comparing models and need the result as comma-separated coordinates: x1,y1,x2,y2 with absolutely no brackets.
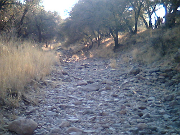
62,0,131,49
0,0,63,44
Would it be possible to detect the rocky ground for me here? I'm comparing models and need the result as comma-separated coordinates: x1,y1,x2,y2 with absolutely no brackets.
1,49,180,135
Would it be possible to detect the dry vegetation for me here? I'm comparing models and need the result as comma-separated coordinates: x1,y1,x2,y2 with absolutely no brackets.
117,26,180,65
65,25,180,67
0,40,57,107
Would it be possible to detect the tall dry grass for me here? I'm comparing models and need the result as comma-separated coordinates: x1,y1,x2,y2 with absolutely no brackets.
0,40,57,106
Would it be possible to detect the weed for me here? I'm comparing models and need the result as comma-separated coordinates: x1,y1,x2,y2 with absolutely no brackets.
0,40,57,107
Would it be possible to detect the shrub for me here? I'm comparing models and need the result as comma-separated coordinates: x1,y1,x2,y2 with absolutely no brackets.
0,41,57,107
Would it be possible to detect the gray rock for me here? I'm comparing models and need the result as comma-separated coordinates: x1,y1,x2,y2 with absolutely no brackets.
105,85,111,90
174,51,180,63
82,83,100,91
129,67,141,75
164,94,174,101
48,128,62,135
102,79,113,84
147,97,155,103
7,118,38,135
77,80,88,86
66,127,83,134
68,117,80,122
158,109,166,114
137,123,147,130
46,111,57,116
163,114,171,120
142,113,151,118
59,121,70,127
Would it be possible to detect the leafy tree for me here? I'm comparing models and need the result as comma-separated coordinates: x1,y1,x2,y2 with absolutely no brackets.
128,0,144,33
62,0,130,50
143,0,157,28
0,0,62,45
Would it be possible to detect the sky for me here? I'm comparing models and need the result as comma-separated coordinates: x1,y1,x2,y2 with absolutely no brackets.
42,0,79,19
152,4,166,24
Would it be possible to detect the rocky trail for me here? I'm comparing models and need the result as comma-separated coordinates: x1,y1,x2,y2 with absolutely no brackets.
2,52,180,135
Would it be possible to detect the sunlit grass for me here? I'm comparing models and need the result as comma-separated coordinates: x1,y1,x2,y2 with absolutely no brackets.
0,40,57,107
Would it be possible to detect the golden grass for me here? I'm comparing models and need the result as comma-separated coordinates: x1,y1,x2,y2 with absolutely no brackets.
109,59,117,69
0,41,57,107
118,25,180,65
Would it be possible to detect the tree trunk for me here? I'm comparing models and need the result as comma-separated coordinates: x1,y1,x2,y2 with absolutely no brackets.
113,30,119,51
109,28,119,51
134,15,138,34
140,15,148,28
36,24,42,43
17,6,29,37
35,15,42,43
97,29,101,47
149,16,152,28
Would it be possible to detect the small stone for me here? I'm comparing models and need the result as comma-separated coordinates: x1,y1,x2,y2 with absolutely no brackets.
26,106,37,114
158,109,166,114
174,51,180,63
163,114,171,119
149,126,158,131
84,130,96,133
8,118,38,135
82,83,100,91
119,110,127,115
77,80,88,86
137,123,147,130
48,128,62,135
129,67,141,75
147,97,155,103
59,121,70,128
142,113,150,118
82,110,94,115
169,101,178,106
164,95,174,101
46,111,57,116
138,112,143,117
61,70,68,75
102,79,113,84
68,117,79,122
129,127,139,134
89,116,96,121
66,127,82,134
73,101,82,105
105,85,111,90
159,75,165,79
99,111,108,116
138,106,146,110
121,105,126,109
111,93,118,97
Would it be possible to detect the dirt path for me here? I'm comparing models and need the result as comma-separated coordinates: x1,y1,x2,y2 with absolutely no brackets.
3,53,180,135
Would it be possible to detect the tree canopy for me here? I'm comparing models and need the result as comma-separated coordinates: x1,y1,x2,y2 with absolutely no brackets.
0,0,179,49
0,0,63,45
61,0,180,50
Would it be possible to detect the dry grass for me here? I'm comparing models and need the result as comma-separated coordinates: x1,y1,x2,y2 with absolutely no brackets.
89,38,116,58
0,40,57,107
118,25,180,65
109,59,117,69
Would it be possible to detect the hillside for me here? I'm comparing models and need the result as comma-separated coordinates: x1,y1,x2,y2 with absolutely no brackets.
1,26,180,135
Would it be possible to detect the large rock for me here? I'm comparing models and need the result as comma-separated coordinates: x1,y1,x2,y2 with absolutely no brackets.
7,118,38,135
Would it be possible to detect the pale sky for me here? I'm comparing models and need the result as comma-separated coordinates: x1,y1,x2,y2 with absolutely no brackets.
42,0,79,18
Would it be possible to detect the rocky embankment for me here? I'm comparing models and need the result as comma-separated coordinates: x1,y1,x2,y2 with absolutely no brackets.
2,53,180,135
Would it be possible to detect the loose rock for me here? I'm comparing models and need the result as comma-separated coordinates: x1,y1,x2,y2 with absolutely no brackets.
7,118,38,135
